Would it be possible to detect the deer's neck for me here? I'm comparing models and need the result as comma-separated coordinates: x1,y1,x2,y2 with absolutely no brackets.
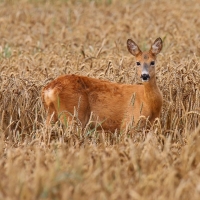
143,77,162,116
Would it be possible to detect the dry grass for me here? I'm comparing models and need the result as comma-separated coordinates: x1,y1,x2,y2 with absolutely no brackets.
1,0,200,199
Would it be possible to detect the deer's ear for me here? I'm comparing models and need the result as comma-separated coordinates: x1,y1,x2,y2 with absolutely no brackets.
127,39,141,56
150,37,162,55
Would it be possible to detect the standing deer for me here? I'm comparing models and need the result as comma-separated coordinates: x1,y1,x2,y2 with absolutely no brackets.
42,38,163,132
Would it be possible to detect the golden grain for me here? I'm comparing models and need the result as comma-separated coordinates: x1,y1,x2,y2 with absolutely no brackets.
0,0,200,199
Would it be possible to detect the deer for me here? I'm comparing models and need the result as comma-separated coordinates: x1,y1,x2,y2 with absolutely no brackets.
42,38,163,133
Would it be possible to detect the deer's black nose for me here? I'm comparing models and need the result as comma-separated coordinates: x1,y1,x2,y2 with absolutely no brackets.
141,74,150,81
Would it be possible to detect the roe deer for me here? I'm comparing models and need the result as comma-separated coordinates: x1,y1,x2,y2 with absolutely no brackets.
42,38,163,132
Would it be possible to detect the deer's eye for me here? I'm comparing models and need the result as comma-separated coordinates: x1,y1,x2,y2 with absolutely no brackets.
136,62,141,66
150,61,155,65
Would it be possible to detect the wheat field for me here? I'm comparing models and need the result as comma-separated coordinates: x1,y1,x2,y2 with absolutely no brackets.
0,0,200,199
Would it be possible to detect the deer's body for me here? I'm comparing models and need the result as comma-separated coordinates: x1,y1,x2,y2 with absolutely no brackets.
42,38,163,132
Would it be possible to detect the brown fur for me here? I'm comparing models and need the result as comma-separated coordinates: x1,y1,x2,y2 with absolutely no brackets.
42,38,163,132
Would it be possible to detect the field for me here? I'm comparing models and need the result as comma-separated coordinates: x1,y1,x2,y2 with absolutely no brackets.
1,0,200,199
